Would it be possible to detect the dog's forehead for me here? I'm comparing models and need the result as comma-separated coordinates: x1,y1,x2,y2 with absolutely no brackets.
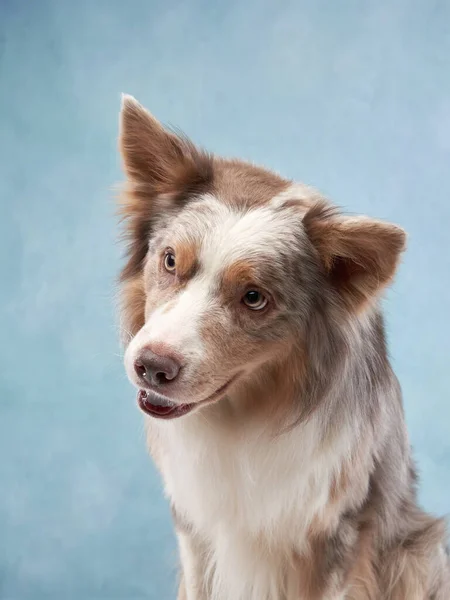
212,158,289,208
173,194,305,276
162,160,317,281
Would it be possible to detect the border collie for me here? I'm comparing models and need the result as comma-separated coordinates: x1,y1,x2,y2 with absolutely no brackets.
117,95,449,599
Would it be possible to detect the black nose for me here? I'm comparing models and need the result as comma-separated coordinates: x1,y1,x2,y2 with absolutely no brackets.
134,348,181,387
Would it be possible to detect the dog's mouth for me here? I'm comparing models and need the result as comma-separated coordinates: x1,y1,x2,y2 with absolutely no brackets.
137,375,240,420
137,390,195,419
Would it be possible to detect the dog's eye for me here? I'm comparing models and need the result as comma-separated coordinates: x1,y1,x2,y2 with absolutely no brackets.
242,290,268,311
164,252,176,273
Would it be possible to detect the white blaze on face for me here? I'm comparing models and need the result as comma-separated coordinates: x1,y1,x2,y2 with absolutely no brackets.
152,278,211,355
149,277,210,355
124,277,212,386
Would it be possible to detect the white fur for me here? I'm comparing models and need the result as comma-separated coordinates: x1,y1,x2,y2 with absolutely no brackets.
151,408,358,600
124,279,209,388
270,182,319,211
196,194,302,271
145,281,208,359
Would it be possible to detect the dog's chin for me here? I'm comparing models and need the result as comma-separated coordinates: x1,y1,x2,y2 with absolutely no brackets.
137,375,241,420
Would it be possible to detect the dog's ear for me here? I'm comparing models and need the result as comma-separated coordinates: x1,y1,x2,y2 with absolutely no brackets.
119,93,172,186
303,201,406,311
119,94,212,196
118,95,213,281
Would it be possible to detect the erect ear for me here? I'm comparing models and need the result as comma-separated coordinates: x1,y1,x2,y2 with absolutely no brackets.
303,201,406,311
118,95,213,282
119,94,212,195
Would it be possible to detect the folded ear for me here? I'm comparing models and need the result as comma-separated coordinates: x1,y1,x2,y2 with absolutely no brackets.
303,201,406,311
118,95,213,281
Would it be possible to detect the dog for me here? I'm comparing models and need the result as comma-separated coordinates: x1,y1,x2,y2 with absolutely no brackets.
117,94,449,599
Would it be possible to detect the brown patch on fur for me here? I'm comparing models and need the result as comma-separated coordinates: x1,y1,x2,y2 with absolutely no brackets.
174,240,199,280
270,345,309,424
303,200,406,311
213,157,290,210
120,273,145,341
221,259,256,288
187,334,302,431
198,335,306,431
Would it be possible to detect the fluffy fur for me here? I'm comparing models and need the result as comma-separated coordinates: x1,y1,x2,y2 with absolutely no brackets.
117,94,449,599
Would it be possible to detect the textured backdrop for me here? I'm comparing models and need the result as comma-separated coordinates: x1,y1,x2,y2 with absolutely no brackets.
1,0,449,598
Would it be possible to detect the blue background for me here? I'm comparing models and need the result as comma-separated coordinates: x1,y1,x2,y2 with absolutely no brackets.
1,1,449,598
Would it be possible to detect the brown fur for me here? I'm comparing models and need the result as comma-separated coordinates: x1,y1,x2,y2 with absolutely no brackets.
119,273,145,342
221,259,256,289
303,200,407,312
173,240,200,281
213,157,290,210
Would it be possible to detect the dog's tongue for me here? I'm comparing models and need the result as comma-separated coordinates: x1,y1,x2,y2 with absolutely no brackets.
138,390,177,415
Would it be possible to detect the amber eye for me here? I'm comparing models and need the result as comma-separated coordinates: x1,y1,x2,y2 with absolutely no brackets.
242,290,268,311
164,251,176,273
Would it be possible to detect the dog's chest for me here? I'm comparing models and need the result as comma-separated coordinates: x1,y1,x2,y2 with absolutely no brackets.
155,419,340,544
149,419,352,600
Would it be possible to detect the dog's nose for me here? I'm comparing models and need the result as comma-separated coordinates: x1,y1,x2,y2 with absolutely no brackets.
134,348,181,387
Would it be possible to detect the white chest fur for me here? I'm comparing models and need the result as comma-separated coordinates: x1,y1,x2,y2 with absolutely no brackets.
148,414,354,600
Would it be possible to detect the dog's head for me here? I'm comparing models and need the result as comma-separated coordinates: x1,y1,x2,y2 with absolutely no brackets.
118,95,406,421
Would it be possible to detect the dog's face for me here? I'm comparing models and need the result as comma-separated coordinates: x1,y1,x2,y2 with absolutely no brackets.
119,95,406,421
125,194,314,419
